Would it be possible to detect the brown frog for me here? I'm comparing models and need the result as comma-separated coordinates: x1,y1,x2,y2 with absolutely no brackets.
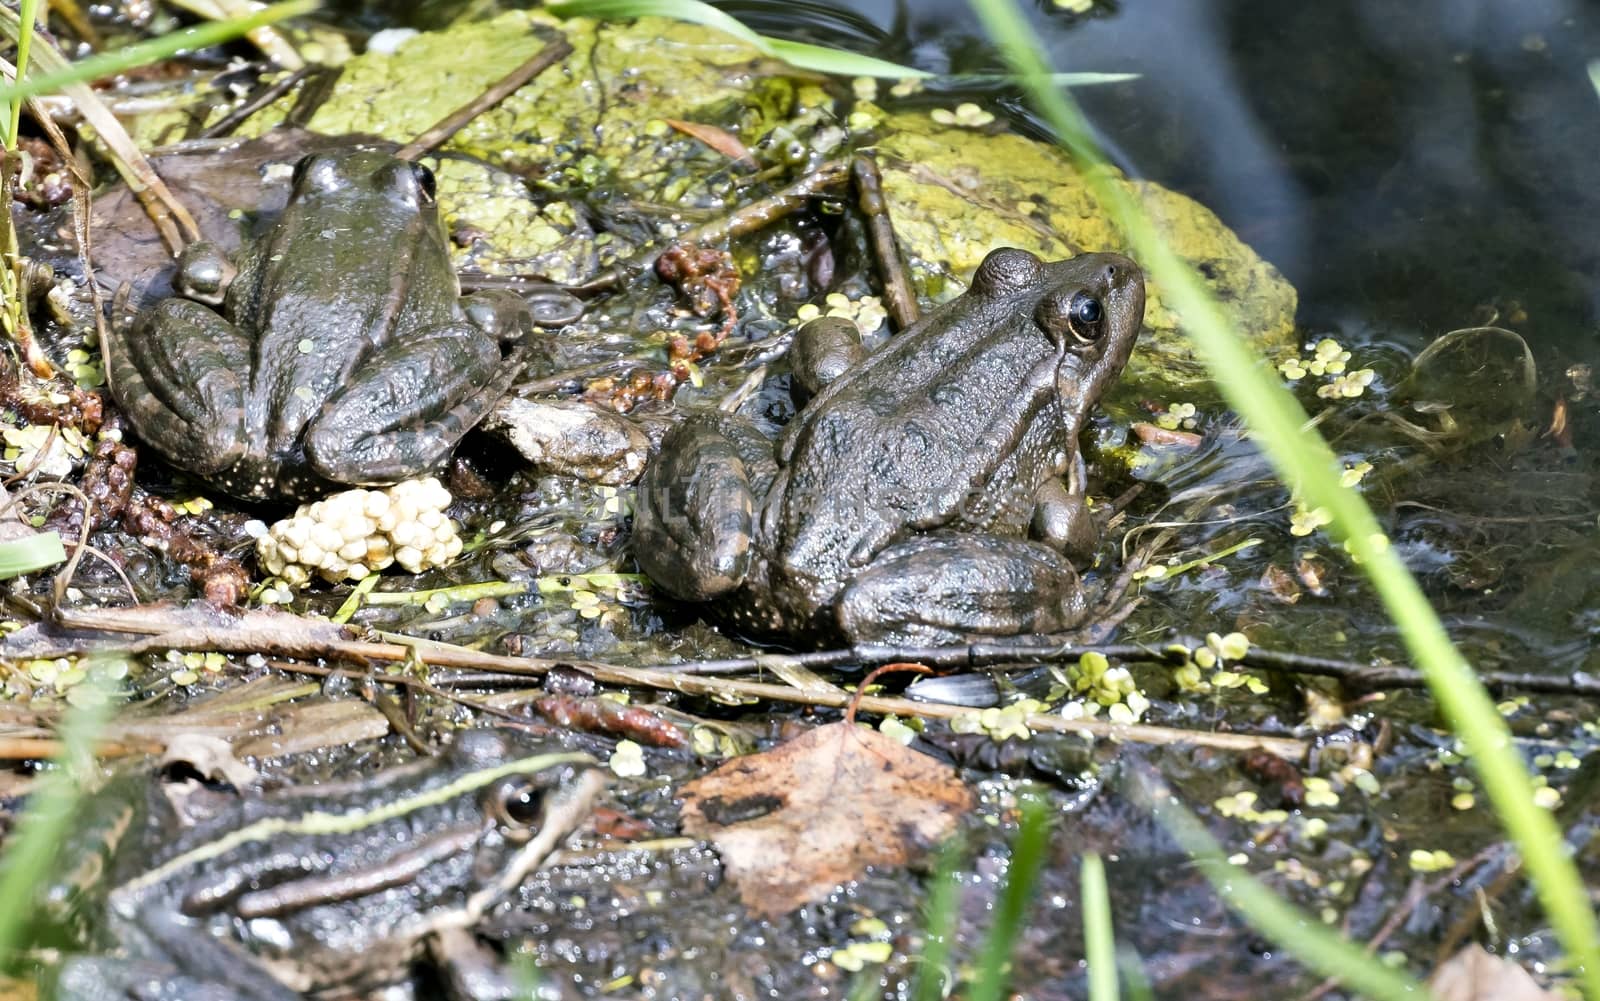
632,247,1146,645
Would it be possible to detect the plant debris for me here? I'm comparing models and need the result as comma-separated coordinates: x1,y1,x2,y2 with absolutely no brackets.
679,721,974,917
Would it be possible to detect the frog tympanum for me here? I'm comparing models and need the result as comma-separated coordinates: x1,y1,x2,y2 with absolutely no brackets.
103,150,541,502
633,248,1146,645
44,730,603,1000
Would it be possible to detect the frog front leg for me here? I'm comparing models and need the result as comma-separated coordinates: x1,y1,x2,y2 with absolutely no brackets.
632,413,777,601
1031,459,1099,560
835,532,1091,645
101,297,253,476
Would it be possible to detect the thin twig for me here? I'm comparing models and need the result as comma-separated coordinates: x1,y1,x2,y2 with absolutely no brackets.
851,154,918,330
395,36,572,161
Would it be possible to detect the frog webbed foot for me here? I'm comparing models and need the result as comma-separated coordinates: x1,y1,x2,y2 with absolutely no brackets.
632,414,774,601
835,533,1091,645
305,323,519,484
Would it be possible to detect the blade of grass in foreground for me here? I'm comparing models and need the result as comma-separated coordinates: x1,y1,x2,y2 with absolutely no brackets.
967,0,1600,994
548,0,929,79
1082,854,1118,1001
0,671,117,957
968,795,1052,1001
912,838,965,1001
1128,766,1429,1001
0,0,316,107
5,0,39,144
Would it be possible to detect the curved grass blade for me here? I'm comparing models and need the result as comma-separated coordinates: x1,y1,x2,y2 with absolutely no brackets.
0,670,117,957
968,795,1052,1001
912,837,965,1001
1129,766,1431,1001
548,0,766,48
0,0,317,107
950,72,1140,86
1082,854,1118,1001
6,0,38,145
0,531,65,579
968,0,1600,994
548,0,930,79
764,38,932,79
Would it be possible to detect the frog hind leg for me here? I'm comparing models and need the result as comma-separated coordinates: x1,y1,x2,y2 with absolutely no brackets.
102,299,250,475
632,413,773,601
835,532,1091,645
304,323,517,485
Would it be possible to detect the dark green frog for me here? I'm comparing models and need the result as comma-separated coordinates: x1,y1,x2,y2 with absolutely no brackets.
44,730,603,999
633,248,1145,645
103,150,542,501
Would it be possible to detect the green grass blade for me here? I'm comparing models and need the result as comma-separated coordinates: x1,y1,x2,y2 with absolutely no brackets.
765,39,931,79
547,0,766,48
968,0,1600,993
1082,854,1118,1001
969,795,1052,1001
1116,945,1155,1001
1132,768,1431,1001
912,838,966,1001
0,671,115,957
0,531,65,578
548,0,930,79
951,72,1140,86
7,0,39,146
0,0,317,107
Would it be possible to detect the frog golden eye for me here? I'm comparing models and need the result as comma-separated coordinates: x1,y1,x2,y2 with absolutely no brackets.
410,163,438,204
1067,292,1105,342
486,777,546,841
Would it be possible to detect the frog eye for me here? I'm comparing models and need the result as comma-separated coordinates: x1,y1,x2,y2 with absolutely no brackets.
409,162,438,205
972,247,1043,295
1069,292,1104,338
486,777,546,841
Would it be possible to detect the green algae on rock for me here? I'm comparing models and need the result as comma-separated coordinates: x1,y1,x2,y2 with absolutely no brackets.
235,10,1292,391
863,106,1297,390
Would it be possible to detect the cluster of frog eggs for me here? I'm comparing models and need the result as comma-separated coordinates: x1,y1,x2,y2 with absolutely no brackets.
256,478,462,587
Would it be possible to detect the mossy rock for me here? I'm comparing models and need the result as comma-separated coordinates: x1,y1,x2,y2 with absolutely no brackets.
243,11,829,281
866,108,1297,391
240,12,1294,391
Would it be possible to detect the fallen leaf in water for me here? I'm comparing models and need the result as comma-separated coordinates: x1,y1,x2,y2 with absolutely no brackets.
679,721,973,917
1429,944,1557,1001
664,118,755,166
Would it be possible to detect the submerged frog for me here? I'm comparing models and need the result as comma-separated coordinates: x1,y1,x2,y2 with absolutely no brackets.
633,248,1145,645
44,730,603,1000
102,150,546,502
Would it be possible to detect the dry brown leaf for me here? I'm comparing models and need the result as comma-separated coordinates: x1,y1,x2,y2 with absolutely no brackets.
664,118,756,166
1428,944,1559,1001
679,721,973,917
